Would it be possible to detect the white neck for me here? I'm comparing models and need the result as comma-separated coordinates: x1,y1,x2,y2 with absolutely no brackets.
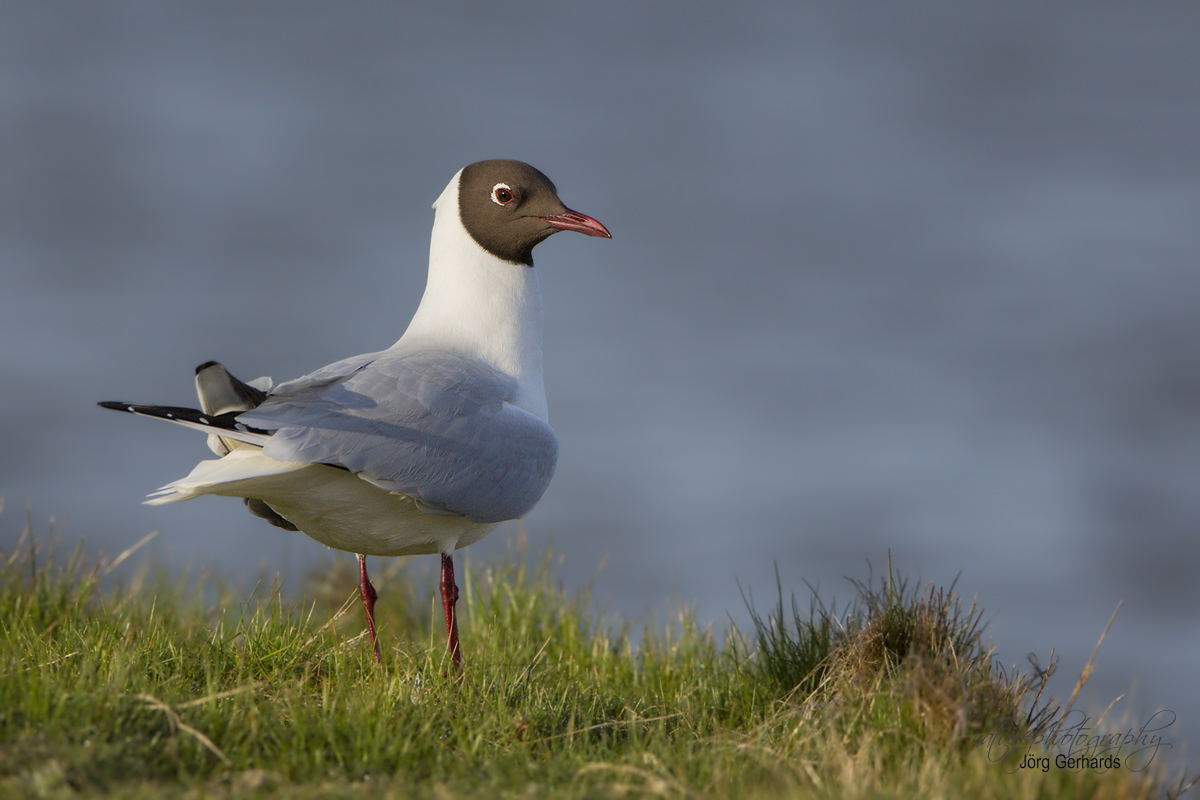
395,169,548,421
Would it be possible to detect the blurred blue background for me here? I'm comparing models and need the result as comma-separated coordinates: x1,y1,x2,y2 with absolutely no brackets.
2,3,1198,756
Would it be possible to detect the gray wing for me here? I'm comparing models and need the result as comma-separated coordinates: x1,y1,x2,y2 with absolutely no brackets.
268,351,382,395
235,350,558,523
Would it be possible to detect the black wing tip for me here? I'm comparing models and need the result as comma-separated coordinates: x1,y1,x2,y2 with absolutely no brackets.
99,400,272,436
99,401,210,421
98,402,205,419
195,360,222,374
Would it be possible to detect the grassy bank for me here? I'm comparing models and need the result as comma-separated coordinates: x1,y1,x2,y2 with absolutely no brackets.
0,520,1191,798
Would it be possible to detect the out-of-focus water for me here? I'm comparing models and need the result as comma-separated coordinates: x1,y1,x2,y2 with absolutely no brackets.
3,4,1198,759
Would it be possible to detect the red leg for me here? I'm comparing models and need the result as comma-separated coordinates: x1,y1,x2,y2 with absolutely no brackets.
440,553,462,669
357,554,382,663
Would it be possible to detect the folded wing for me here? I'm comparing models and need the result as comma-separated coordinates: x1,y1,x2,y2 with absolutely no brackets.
237,350,558,523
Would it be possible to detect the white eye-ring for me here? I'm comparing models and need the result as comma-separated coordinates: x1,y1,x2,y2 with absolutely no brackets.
491,183,515,205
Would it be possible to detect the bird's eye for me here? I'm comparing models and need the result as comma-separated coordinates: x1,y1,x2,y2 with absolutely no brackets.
491,183,515,205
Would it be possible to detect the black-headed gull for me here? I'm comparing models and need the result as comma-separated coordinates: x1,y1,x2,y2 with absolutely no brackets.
100,160,610,666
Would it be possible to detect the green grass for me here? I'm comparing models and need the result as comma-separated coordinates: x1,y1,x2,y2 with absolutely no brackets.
0,516,1192,799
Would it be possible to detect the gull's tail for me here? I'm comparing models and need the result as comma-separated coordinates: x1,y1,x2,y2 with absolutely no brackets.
100,362,300,531
144,448,310,506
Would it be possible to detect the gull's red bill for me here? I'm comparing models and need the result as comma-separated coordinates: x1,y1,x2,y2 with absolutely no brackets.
539,208,612,238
